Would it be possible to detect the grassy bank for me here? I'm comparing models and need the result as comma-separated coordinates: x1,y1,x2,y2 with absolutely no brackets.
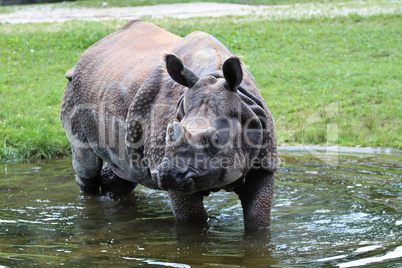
0,14,401,162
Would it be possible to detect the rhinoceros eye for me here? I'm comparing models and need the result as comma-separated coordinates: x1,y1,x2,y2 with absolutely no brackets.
206,131,220,155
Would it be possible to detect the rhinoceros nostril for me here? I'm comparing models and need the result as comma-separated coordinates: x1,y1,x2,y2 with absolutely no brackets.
179,172,196,191
182,177,194,190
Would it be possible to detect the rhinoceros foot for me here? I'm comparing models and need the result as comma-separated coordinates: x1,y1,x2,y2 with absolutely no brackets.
75,163,137,196
75,176,101,195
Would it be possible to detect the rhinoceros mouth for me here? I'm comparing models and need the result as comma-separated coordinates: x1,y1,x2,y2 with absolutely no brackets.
157,168,211,193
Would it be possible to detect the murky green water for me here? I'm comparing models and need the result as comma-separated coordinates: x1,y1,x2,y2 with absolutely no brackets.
1,149,401,267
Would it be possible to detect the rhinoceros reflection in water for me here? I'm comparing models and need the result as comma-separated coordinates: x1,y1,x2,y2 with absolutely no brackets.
60,20,280,230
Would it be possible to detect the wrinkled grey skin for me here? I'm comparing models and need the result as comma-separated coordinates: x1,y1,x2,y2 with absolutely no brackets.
60,20,280,230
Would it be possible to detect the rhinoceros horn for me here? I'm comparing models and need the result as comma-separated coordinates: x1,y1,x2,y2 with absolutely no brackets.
166,121,186,146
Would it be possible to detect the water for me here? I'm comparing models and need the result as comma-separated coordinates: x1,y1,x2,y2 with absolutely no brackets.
0,149,401,267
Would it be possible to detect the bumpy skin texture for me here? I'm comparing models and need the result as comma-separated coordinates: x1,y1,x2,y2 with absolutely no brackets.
60,20,280,230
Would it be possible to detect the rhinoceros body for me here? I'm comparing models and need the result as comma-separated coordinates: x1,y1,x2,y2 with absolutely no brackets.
60,20,280,230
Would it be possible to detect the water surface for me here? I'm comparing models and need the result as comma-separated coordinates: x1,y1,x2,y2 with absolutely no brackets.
0,149,401,267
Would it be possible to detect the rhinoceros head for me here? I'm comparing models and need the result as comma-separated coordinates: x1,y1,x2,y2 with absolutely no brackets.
157,54,266,193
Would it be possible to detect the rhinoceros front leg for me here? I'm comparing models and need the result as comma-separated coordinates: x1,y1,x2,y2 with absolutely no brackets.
168,191,208,224
72,145,103,195
236,169,274,231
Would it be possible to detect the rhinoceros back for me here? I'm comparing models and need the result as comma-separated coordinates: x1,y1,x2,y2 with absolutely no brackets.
69,20,182,118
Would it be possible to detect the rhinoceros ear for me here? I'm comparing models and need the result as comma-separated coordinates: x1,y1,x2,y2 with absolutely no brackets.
222,57,243,92
166,54,199,88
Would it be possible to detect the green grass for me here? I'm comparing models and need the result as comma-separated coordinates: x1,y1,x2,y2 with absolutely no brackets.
67,0,357,8
0,0,358,12
0,14,401,162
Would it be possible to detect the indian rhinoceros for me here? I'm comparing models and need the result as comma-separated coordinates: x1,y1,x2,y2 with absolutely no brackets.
60,20,280,230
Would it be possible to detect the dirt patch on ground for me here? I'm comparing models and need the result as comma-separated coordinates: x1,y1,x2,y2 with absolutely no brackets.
0,1,400,24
